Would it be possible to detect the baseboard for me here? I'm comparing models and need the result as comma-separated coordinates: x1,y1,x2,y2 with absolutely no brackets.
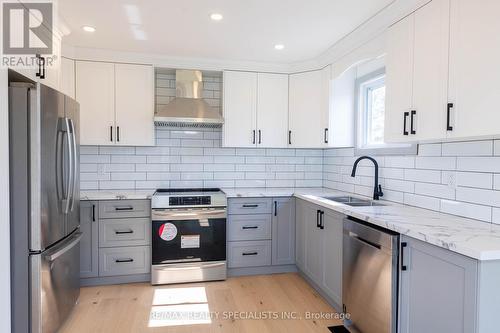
80,274,151,287
228,264,297,277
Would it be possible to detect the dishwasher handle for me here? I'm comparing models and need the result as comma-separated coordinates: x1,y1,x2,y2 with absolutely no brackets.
348,231,382,250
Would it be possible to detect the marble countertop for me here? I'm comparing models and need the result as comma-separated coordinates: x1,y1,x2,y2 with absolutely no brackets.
80,190,154,201
80,187,500,261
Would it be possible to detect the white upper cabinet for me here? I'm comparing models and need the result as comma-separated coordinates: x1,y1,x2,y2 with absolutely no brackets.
76,61,116,146
385,14,415,143
447,0,500,138
60,57,75,99
76,61,154,146
223,71,288,148
223,71,258,148
288,67,330,148
256,73,289,148
115,64,155,146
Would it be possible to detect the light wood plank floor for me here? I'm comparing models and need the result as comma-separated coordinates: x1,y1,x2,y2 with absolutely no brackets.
60,273,342,333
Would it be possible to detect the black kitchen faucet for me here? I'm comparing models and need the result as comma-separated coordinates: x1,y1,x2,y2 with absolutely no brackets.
351,156,383,200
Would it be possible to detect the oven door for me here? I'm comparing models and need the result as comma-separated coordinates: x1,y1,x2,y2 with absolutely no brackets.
152,208,226,264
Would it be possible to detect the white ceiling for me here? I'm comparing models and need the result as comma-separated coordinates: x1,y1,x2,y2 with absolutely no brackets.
59,0,394,64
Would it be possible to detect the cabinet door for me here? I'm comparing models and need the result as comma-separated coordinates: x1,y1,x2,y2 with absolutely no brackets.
76,61,115,145
288,70,329,148
321,209,343,307
42,33,61,91
256,73,288,148
295,200,306,271
303,203,323,284
272,197,295,265
115,64,155,146
80,201,99,278
399,236,477,333
411,0,450,141
385,14,414,143
223,71,257,147
448,0,500,138
60,57,75,99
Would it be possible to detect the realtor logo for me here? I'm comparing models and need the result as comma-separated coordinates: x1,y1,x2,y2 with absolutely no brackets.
2,2,53,54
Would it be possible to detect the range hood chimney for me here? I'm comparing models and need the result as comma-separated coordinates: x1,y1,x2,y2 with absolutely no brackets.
154,70,224,128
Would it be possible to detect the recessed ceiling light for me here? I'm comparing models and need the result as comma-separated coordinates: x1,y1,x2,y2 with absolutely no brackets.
82,26,96,32
210,13,223,21
274,44,285,50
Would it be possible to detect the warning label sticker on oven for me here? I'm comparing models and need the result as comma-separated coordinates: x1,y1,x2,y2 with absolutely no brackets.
181,235,200,248
158,223,177,241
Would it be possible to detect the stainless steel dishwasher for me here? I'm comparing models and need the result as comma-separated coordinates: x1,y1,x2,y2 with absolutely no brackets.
342,217,399,333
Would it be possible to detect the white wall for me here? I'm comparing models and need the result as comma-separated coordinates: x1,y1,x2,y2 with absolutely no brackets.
0,69,12,332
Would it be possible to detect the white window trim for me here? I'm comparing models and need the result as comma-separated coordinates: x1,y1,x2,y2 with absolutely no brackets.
354,68,417,156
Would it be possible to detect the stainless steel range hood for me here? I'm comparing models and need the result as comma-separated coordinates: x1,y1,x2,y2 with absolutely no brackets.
154,70,223,128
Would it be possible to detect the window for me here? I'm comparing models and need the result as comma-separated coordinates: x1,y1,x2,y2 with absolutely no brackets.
355,68,416,155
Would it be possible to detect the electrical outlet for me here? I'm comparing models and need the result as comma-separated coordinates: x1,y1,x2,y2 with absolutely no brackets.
444,171,457,188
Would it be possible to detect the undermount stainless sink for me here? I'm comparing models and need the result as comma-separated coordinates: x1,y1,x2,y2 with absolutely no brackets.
321,196,385,207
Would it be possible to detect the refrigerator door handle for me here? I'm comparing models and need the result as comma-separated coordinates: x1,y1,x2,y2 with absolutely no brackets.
44,232,82,262
69,119,77,212
55,127,64,203
64,118,74,215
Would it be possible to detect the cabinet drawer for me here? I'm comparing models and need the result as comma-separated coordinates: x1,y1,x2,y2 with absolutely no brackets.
99,218,150,247
99,200,150,219
228,215,272,241
228,240,271,268
228,198,273,215
99,246,150,277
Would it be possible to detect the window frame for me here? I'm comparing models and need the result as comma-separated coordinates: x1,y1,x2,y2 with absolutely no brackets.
354,68,417,156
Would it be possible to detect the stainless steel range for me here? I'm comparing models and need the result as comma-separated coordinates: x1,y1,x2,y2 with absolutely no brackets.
151,188,227,285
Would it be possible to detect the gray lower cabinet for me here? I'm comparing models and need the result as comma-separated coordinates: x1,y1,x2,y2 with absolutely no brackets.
272,197,295,265
80,201,99,278
80,199,151,284
295,198,343,308
399,235,478,333
227,197,295,269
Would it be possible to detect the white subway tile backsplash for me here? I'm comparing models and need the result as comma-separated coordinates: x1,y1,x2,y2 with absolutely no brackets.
440,200,492,222
414,183,455,200
236,164,266,172
494,175,500,190
453,172,493,189
111,155,146,164
203,164,235,172
81,155,110,164
111,173,146,181
384,156,413,168
214,156,245,164
495,140,500,156
493,208,500,224
147,156,181,164
99,146,136,155
455,187,500,207
442,140,493,156
170,164,203,172
404,193,441,211
457,157,500,173
404,169,441,184
415,157,456,170
246,156,276,164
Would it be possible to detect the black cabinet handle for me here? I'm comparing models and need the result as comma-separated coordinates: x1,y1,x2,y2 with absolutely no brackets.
288,130,292,145
274,201,277,216
410,110,416,135
242,204,258,208
447,103,454,131
36,54,45,79
115,206,134,211
242,226,258,230
403,112,409,135
401,242,407,271
117,126,120,142
324,128,329,144
110,126,113,142
115,230,134,234
258,130,262,144
252,130,256,144
316,210,321,228
319,211,325,229
92,204,96,222
242,252,258,256
115,258,134,263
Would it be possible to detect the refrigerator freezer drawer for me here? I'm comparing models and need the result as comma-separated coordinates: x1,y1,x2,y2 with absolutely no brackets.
30,231,82,333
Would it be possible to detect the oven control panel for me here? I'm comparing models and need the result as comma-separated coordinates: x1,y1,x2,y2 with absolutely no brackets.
168,196,211,206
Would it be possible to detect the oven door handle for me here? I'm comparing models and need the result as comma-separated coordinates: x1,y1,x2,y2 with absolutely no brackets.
154,262,226,270
152,208,227,221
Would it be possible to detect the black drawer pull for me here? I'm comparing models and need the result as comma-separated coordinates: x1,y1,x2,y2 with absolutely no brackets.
401,242,408,271
252,130,256,144
242,226,258,230
115,230,134,235
115,206,134,211
324,128,329,144
288,130,292,145
403,112,409,135
92,204,96,222
115,258,134,263
242,252,258,256
242,204,258,208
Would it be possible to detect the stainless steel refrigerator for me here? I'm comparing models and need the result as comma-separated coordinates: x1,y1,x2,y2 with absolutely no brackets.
9,81,81,333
